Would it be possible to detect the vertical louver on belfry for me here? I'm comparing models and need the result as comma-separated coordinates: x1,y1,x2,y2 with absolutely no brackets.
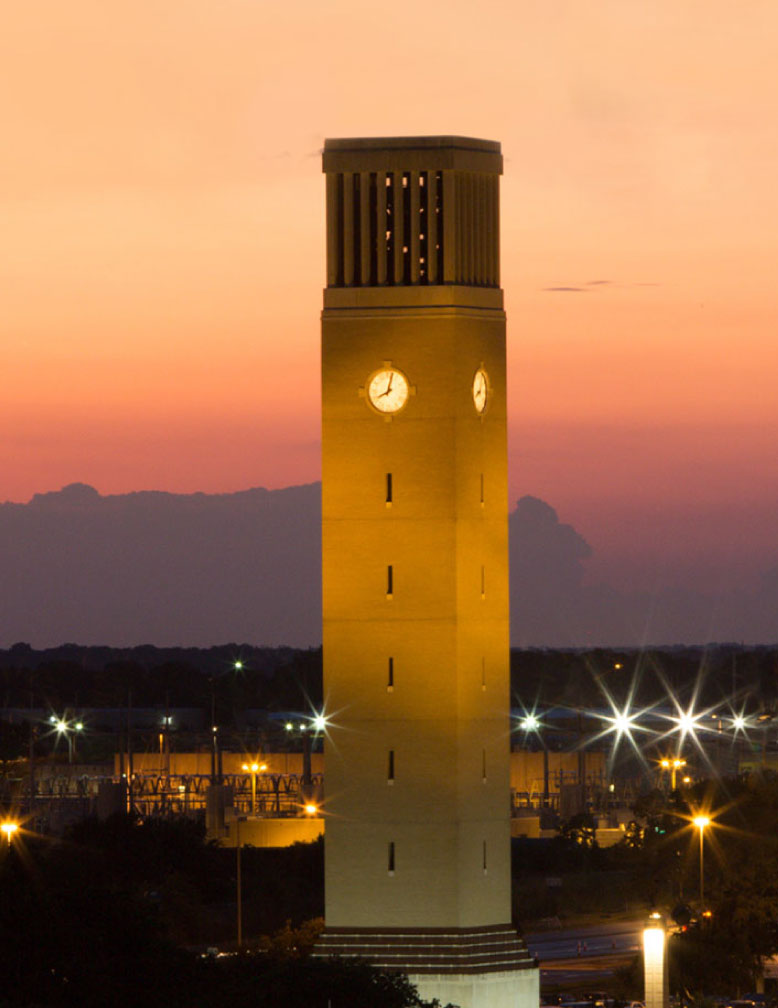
323,137,501,289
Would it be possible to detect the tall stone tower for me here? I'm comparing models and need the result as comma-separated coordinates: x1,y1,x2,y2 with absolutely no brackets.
315,136,538,1008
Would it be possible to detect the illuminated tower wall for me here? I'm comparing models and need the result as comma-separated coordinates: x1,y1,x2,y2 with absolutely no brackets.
315,136,538,1008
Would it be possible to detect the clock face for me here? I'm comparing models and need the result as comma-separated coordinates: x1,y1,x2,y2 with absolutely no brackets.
472,368,489,414
367,368,410,414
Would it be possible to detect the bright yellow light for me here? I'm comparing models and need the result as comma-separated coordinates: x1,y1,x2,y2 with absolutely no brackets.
313,714,326,731
241,763,249,771
660,759,670,768
1,822,19,841
614,662,622,670
250,763,259,773
304,803,318,816
520,714,539,731
673,759,686,769
259,763,267,771
682,776,691,783
643,924,665,961
234,660,243,670
693,815,710,829
56,719,68,733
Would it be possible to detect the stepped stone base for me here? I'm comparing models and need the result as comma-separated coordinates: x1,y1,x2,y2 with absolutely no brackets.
410,966,539,1008
313,923,538,1006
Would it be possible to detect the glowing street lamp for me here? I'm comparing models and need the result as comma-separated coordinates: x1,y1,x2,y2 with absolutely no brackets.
693,815,711,907
515,711,550,804
51,715,83,763
241,761,266,813
643,912,668,1008
660,757,686,790
1,821,19,846
304,802,318,816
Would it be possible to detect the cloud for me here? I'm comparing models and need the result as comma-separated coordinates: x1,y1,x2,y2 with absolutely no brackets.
3,485,777,648
543,279,660,291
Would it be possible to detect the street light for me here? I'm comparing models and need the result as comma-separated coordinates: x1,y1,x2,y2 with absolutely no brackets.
693,815,710,907
515,711,549,805
51,715,83,763
1,822,19,846
242,762,262,813
235,816,243,948
660,757,686,790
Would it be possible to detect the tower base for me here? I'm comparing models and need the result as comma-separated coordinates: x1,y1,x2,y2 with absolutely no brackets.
313,924,539,1008
410,967,539,1008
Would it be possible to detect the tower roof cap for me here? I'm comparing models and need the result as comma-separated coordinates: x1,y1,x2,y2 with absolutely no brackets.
323,135,502,174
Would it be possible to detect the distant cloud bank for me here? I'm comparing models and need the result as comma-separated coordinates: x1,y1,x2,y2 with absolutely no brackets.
0,483,775,648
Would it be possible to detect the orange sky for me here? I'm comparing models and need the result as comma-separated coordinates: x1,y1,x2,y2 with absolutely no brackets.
4,0,778,592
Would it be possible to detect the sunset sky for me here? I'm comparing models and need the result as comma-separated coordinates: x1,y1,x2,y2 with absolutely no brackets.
4,0,778,602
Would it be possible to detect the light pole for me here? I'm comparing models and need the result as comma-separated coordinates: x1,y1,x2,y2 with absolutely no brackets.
518,713,549,806
236,816,243,948
693,815,710,906
51,716,83,763
72,722,83,762
242,762,262,814
660,757,686,790
1,822,19,847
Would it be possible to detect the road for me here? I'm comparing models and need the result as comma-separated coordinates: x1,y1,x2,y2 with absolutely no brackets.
525,919,643,988
526,919,642,961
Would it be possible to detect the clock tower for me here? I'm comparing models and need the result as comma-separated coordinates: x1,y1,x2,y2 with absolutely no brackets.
315,136,538,1008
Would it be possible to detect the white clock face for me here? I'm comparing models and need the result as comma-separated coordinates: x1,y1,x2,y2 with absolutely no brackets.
367,368,409,414
472,368,489,414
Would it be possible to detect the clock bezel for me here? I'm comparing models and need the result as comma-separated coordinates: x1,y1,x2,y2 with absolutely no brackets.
472,366,490,415
365,365,411,416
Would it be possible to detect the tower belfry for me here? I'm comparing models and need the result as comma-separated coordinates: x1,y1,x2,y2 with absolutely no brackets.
315,136,538,1008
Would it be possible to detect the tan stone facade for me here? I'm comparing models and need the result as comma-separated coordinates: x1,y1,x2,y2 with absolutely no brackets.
317,136,538,1005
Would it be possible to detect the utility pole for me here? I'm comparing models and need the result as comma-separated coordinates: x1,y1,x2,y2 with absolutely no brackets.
236,817,243,948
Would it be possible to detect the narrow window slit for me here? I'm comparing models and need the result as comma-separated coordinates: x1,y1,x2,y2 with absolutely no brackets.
402,172,411,284
481,656,486,691
388,656,394,691
352,173,361,285
480,473,484,506
388,749,395,783
483,840,488,873
335,173,345,286
388,841,395,874
481,565,485,598
368,172,378,285
385,173,395,285
387,565,393,597
482,749,487,782
386,472,393,505
419,170,428,283
435,170,444,283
